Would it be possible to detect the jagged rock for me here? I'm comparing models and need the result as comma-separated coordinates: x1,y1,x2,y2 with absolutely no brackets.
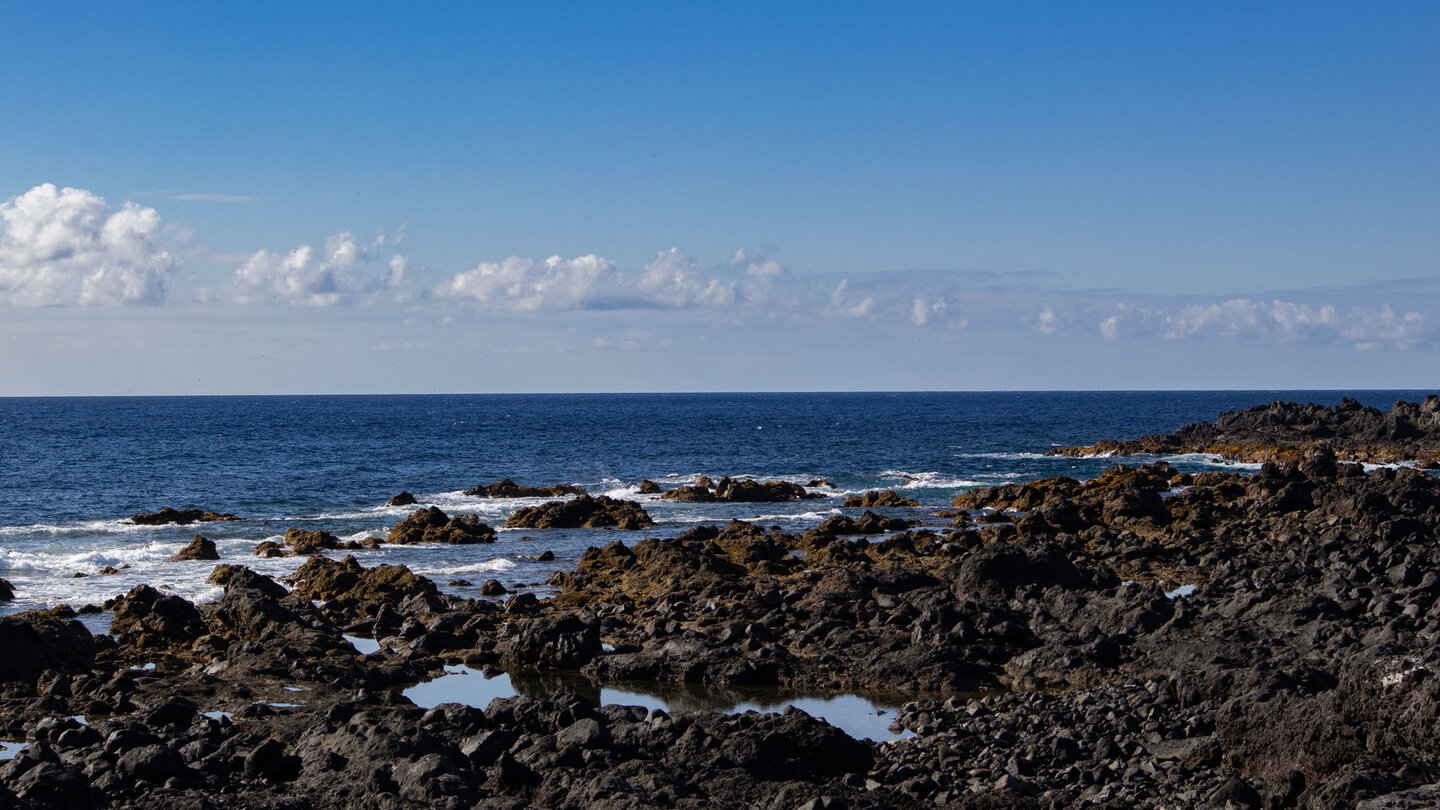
637,479,662,494
385,491,417,506
504,495,653,530
0,577,13,600
109,584,208,651
128,507,240,525
844,489,919,508
479,579,508,596
388,507,496,544
284,528,342,555
169,534,219,561
207,564,290,598
289,554,439,602
253,540,285,557
464,478,585,498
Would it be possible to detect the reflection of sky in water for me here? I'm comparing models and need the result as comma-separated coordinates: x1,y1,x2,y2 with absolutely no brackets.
0,741,27,761
403,666,917,742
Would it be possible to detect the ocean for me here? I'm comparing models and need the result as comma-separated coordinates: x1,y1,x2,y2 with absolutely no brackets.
1,390,1431,622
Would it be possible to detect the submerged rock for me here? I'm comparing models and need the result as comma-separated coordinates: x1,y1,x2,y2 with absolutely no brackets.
505,495,653,530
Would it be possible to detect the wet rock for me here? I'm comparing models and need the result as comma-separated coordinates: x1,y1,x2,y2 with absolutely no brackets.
637,479,662,494
253,540,285,557
0,577,12,600
385,491,418,506
388,506,497,544
170,534,220,561
464,478,585,498
479,579,508,596
129,507,240,525
505,495,654,530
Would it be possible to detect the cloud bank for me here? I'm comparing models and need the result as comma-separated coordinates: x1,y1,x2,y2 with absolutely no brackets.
0,183,175,306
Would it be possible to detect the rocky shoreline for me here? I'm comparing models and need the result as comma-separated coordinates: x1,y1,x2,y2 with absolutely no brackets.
3,401,1440,808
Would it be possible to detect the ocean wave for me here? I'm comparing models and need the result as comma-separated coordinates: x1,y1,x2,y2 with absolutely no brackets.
952,452,1059,461
1159,453,1264,470
415,558,518,577
878,470,983,489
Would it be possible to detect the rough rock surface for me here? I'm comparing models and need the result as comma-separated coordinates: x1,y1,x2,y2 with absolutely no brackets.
387,507,496,544
128,508,240,525
505,495,654,530
1053,396,1440,465
169,535,220,561
0,577,13,600
385,491,417,506
284,528,343,555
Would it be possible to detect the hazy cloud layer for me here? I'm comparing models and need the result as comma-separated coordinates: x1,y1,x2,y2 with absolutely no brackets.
0,183,175,306
1094,298,1429,350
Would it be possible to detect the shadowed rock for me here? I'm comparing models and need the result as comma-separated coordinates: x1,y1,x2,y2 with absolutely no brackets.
169,534,219,561
464,478,585,498
129,507,240,525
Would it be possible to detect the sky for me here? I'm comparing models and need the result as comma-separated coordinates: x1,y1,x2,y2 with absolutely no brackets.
1,1,1437,395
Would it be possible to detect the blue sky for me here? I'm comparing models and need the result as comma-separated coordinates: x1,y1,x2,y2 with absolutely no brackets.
1,2,1437,394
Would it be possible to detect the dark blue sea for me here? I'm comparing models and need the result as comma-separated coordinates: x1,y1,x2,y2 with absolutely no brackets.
0,390,1431,617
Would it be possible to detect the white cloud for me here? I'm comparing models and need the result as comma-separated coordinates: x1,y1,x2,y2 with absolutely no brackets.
637,248,738,308
830,279,875,318
1033,305,1060,335
230,231,408,306
436,254,617,312
910,296,946,326
0,183,175,306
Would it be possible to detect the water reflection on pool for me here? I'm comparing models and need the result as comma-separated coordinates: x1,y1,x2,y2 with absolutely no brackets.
403,666,917,742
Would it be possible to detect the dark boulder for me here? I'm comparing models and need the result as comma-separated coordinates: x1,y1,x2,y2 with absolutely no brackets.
388,507,497,544
0,577,12,600
714,477,817,502
505,495,653,530
0,611,96,682
169,534,219,561
109,584,208,651
386,491,418,506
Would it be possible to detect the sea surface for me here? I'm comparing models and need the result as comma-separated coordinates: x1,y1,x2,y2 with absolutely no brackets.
2,390,1431,619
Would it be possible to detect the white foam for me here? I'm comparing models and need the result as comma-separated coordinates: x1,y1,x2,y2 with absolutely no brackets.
878,470,983,489
1159,453,1264,470
952,452,1058,461
418,558,518,576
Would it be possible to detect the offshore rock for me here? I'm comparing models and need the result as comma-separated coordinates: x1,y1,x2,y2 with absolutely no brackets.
660,476,819,503
284,527,342,555
0,577,12,600
128,507,241,525
387,506,496,544
169,534,220,561
844,489,920,508
385,491,417,506
464,478,585,498
505,495,653,530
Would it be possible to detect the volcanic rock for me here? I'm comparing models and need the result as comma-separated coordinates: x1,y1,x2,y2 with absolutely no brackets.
284,528,342,555
388,507,497,544
0,611,96,682
385,491,418,506
504,495,653,530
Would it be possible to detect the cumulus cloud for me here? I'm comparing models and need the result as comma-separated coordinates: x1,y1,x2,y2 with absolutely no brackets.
436,254,617,312
229,230,409,306
0,183,176,306
637,248,738,308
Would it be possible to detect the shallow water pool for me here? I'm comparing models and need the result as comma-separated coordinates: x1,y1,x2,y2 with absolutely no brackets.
403,666,917,742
